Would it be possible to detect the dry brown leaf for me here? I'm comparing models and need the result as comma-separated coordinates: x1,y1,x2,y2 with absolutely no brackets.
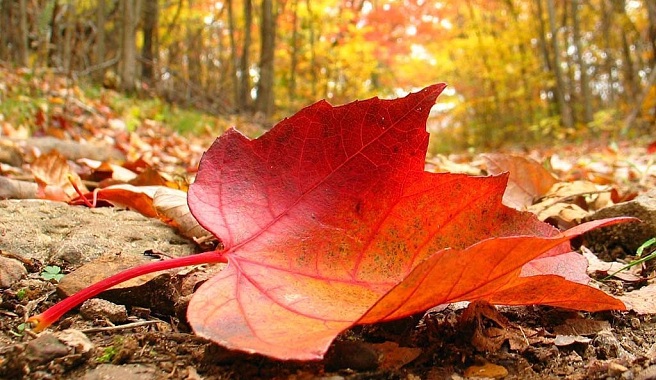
581,247,643,282
78,158,138,182
482,153,558,210
152,187,214,242
31,150,87,201
370,342,422,371
616,282,656,314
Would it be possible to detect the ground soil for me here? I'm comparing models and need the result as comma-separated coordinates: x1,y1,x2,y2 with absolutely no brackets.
1,200,656,380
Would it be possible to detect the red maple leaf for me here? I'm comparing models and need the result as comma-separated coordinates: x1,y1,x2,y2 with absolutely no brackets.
29,84,627,361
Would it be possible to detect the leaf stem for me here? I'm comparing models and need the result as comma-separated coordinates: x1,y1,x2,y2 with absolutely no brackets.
27,251,228,332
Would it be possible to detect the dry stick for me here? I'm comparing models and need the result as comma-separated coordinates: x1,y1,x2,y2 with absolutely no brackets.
81,320,164,334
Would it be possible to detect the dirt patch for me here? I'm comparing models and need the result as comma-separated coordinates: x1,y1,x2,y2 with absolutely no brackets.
2,200,656,379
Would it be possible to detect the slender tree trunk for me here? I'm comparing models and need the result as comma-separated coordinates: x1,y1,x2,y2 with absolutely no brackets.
255,0,276,119
546,0,573,128
306,0,317,97
18,0,29,66
227,0,240,109
93,0,106,82
503,0,534,127
288,0,299,104
48,1,62,67
572,0,593,124
621,30,637,104
239,0,253,110
647,0,656,66
62,4,75,72
601,0,615,106
0,2,6,61
120,0,138,92
142,0,158,83
623,63,656,135
186,0,203,98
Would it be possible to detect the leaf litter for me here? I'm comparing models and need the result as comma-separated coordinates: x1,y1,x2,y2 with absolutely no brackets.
1,67,648,377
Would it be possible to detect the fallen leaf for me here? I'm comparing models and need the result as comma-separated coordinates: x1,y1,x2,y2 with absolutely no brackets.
371,341,422,371
77,158,138,183
152,187,215,243
70,184,160,218
482,153,558,210
554,335,592,346
528,181,614,228
616,282,656,314
186,85,626,359
460,300,547,352
581,246,643,282
29,85,629,361
31,150,87,201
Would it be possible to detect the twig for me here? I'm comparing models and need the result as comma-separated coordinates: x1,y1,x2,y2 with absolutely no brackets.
80,320,164,334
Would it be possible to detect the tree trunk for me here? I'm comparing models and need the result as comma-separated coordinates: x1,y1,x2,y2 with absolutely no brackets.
62,3,75,72
601,0,615,105
239,0,253,111
227,0,240,109
255,0,276,120
120,0,138,92
94,0,106,82
186,0,202,98
647,0,656,66
622,63,656,135
288,0,299,104
546,0,573,128
18,0,29,66
141,0,159,83
306,0,317,97
572,0,593,124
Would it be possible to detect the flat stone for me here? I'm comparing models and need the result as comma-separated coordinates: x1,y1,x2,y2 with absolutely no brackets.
25,333,69,365
0,200,198,266
81,363,161,380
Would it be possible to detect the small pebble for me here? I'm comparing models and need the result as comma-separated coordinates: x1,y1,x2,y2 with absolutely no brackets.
463,362,508,379
0,256,27,288
80,298,128,324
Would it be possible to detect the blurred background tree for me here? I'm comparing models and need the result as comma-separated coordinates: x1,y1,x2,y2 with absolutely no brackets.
0,0,654,152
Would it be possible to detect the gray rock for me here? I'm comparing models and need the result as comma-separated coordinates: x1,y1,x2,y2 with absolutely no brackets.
582,189,656,260
80,298,128,324
25,333,70,365
0,200,198,266
81,363,161,380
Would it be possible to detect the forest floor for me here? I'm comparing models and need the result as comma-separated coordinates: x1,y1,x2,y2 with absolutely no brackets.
1,66,656,379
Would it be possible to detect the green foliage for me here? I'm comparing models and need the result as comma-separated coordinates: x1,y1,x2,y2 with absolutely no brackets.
40,266,64,282
9,323,28,337
604,238,656,281
16,288,27,301
96,346,118,363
